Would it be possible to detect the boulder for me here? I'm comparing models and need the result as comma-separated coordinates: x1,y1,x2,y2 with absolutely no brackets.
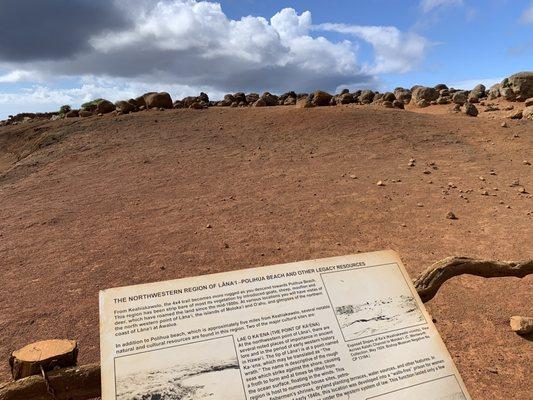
434,83,448,91
452,92,467,105
340,88,349,95
338,93,355,104
523,106,533,120
359,90,375,104
392,100,404,109
463,103,478,117
246,93,259,104
173,100,184,109
506,71,533,101
79,110,93,117
524,97,533,107
394,88,411,103
506,109,523,119
437,97,450,105
412,86,439,105
96,99,116,114
198,92,209,103
469,84,486,99
283,97,296,106
65,109,79,118
417,99,430,108
382,100,393,108
382,92,396,102
115,100,135,114
260,92,279,106
487,84,501,100
500,87,516,101
295,96,313,108
253,99,266,107
144,92,173,109
312,91,333,106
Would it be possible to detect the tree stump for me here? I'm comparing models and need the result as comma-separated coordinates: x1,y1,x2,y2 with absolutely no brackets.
9,339,78,380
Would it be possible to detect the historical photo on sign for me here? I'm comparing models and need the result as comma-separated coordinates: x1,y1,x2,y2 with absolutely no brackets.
370,375,466,400
115,336,245,400
322,263,425,341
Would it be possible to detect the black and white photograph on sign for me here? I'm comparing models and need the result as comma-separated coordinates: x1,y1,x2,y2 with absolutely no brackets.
322,264,425,341
370,375,466,400
115,336,245,400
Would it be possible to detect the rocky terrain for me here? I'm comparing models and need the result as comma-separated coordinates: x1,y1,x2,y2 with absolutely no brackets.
0,73,531,400
2,72,533,126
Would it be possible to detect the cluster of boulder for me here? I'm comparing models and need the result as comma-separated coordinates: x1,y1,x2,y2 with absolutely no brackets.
1,72,532,126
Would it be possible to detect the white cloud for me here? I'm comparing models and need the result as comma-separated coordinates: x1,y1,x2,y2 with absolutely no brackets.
0,1,431,118
520,2,533,23
314,23,431,74
420,0,464,13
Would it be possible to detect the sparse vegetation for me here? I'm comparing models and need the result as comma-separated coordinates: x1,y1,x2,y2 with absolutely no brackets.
59,105,71,114
81,98,104,111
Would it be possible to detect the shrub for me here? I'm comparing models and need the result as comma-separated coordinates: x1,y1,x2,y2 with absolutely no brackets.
59,105,71,114
81,98,104,111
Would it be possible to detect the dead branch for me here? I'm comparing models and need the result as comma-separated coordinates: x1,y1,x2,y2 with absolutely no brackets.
414,256,533,303
0,363,100,400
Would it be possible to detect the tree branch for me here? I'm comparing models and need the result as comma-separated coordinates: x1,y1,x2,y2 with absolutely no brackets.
414,256,533,302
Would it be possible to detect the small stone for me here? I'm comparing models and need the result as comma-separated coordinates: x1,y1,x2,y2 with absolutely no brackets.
376,180,385,186
510,179,520,187
417,202,424,207
481,190,489,196
479,176,485,181
408,158,416,167
501,121,508,128
423,170,431,175
518,187,527,194
206,224,212,228
489,171,496,175
510,316,533,335
349,174,357,179
524,160,531,165
446,211,458,220
448,182,457,188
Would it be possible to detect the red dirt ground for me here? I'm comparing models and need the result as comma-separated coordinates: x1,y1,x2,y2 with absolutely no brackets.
0,103,532,399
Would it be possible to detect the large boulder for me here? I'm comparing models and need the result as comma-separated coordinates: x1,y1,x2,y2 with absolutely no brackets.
359,90,375,104
487,84,501,100
252,98,266,107
412,86,439,105
312,91,332,106
96,99,116,114
295,96,313,108
260,92,279,106
506,72,533,101
452,92,467,105
115,100,135,114
469,84,486,100
394,88,411,103
337,92,355,104
144,92,173,109
382,92,396,102
500,87,516,101
246,93,259,104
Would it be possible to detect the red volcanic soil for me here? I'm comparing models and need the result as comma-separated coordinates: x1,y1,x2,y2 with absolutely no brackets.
0,103,531,399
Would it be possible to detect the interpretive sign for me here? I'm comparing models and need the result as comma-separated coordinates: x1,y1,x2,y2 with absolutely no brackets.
99,250,471,400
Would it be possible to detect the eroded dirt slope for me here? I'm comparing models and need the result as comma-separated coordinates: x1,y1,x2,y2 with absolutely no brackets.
0,105,531,399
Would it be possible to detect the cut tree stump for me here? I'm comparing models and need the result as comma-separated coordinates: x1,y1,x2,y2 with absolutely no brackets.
9,339,78,380
0,363,99,400
509,316,533,335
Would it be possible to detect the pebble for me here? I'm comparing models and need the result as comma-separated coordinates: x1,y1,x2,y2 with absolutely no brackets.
446,211,458,220
518,187,527,194
206,224,212,228
417,202,424,207
501,122,507,128
376,180,385,186
524,160,531,165
481,190,489,196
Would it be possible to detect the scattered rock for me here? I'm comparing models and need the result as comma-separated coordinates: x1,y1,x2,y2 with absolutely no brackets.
462,103,478,116
506,71,533,101
523,105,533,120
501,121,508,128
376,180,385,186
295,96,313,108
412,86,439,105
253,99,266,107
509,316,533,335
392,100,405,109
79,110,93,118
115,100,135,114
525,97,533,107
446,211,458,220
506,109,523,119
65,109,79,118
382,100,393,108
452,92,467,105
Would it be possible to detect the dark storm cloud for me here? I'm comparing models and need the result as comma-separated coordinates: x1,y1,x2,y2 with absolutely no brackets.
0,0,130,62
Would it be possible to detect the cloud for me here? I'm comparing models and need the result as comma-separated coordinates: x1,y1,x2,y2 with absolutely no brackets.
314,24,431,74
0,0,130,61
420,0,463,13
0,1,431,118
521,2,533,23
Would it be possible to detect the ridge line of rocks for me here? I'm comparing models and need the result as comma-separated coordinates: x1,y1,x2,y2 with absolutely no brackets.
2,71,532,125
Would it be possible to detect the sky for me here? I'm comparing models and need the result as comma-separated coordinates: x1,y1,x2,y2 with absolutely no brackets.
0,0,532,119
